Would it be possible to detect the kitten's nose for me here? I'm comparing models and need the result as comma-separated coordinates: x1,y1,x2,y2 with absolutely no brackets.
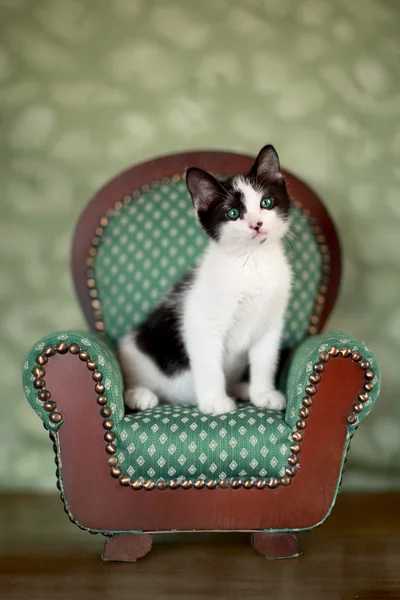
250,221,263,231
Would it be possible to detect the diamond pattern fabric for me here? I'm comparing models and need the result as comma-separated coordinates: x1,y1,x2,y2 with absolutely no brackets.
114,404,292,482
95,179,322,348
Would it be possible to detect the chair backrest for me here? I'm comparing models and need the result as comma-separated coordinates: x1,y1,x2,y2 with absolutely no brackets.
72,151,341,350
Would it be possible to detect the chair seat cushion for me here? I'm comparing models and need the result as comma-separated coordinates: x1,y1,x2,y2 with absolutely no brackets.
114,404,292,483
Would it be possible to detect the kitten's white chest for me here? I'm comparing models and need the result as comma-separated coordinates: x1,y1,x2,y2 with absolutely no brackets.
226,274,285,351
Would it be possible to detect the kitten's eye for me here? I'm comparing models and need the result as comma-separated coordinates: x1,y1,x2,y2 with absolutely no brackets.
227,208,240,220
260,197,274,209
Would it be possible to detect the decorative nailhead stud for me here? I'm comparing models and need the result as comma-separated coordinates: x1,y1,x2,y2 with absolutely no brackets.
305,384,317,396
131,480,142,490
50,412,62,424
346,414,357,425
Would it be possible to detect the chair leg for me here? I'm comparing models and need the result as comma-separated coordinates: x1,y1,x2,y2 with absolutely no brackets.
251,532,300,560
102,533,153,562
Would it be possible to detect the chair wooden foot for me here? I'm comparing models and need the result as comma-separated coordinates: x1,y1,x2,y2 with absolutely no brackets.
251,532,300,560
102,533,153,562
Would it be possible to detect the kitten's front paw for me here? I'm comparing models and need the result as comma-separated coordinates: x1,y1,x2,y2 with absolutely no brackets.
199,395,236,416
124,387,159,411
250,389,286,411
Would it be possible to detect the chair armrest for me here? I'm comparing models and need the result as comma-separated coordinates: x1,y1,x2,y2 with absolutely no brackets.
22,331,125,432
284,333,381,429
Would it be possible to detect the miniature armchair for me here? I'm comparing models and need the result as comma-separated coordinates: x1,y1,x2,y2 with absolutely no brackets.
22,151,380,561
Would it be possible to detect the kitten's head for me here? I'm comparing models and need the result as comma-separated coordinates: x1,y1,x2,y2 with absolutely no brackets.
186,145,290,249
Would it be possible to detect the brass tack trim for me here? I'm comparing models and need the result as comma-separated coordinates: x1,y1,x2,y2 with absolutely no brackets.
68,343,80,354
143,480,156,490
364,381,374,392
302,396,313,407
256,479,266,489
79,350,89,361
87,360,96,371
101,406,112,418
358,392,369,403
299,407,310,419
95,383,105,394
352,351,361,362
120,476,130,486
106,443,116,455
44,401,56,412
288,454,298,465
50,412,62,424
286,466,297,477
34,378,45,389
243,479,254,489
296,419,307,430
231,478,241,489
206,479,218,489
92,371,102,382
104,431,115,443
194,479,205,489
340,347,352,357
111,466,121,478
181,480,193,489
267,477,279,489
290,444,301,454
360,360,370,370
107,456,118,467
364,370,374,381
320,351,330,362
328,346,339,356
280,476,291,486
169,480,180,490
219,479,230,489
44,346,56,357
103,419,113,430
305,384,317,396
353,402,363,413
32,366,45,378
346,414,357,425
56,342,68,354
97,395,107,405
130,480,143,490
157,480,167,490
292,431,303,442
38,390,51,401
36,354,48,366
314,361,325,373
309,373,320,384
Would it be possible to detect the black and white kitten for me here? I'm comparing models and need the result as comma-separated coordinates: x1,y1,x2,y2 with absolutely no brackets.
119,145,292,416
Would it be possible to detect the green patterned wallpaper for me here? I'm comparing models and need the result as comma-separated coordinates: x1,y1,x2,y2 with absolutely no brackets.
1,0,399,490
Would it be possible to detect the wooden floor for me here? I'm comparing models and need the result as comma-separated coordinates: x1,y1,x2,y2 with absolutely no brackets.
0,493,399,600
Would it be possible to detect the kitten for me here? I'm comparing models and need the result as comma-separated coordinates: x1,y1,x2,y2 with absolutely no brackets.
119,144,292,416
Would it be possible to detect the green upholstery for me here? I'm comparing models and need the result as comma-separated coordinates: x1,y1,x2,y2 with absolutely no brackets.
284,333,381,430
23,331,380,483
95,179,322,349
115,404,291,482
22,331,124,432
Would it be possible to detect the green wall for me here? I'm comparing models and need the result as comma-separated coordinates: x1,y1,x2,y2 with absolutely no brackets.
1,0,399,490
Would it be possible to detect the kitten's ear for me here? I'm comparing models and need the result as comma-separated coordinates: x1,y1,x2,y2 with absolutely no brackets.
251,144,282,182
186,167,223,211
